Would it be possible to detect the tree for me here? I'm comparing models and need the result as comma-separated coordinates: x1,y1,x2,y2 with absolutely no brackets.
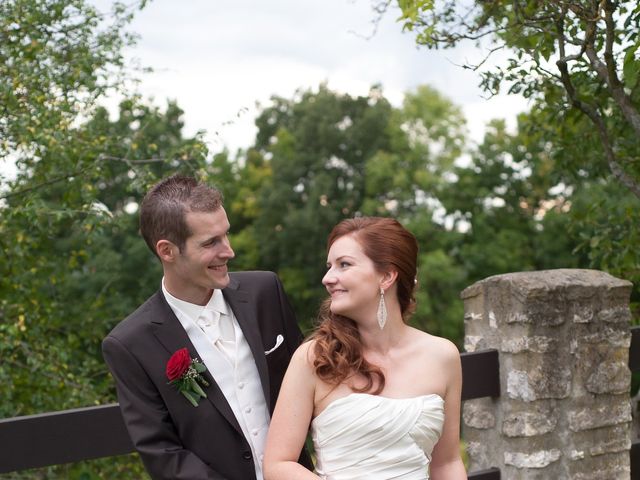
0,1,219,477
247,84,469,332
393,0,640,315
395,0,640,197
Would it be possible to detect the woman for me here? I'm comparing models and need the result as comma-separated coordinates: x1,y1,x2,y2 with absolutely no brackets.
263,217,466,480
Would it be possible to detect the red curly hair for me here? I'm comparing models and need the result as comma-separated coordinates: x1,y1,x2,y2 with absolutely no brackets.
310,217,418,394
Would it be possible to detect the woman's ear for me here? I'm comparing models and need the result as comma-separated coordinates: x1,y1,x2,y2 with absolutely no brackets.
380,270,398,291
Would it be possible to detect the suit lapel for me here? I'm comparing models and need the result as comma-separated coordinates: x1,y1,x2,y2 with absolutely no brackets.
223,279,271,409
148,291,243,435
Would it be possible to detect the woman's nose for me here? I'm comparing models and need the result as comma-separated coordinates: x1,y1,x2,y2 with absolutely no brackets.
322,269,336,286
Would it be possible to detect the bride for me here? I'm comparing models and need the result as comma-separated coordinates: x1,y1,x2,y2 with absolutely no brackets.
263,217,466,480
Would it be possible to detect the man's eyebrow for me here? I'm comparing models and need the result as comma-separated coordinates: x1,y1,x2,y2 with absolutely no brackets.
198,227,230,246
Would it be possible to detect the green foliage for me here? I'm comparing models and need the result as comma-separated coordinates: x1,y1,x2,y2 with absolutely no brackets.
3,0,637,476
394,0,640,318
247,84,467,330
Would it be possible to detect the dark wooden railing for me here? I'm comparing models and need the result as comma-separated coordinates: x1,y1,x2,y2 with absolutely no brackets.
1,347,494,478
4,325,638,479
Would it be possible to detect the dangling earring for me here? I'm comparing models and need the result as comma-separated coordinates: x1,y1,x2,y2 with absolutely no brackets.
377,287,387,330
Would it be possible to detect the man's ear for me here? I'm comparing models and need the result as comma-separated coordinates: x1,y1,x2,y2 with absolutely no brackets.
156,239,177,262
380,270,398,291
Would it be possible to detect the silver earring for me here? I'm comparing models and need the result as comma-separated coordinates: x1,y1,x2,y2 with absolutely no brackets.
377,287,387,330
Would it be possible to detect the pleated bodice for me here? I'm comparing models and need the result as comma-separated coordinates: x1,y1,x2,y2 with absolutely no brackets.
311,393,445,480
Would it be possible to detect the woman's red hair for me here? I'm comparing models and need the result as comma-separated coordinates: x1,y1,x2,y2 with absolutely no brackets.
310,217,418,394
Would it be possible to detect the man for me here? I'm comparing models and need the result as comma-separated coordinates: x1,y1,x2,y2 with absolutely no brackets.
103,175,310,479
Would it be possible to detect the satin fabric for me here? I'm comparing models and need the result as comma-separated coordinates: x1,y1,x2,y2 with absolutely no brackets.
311,393,445,480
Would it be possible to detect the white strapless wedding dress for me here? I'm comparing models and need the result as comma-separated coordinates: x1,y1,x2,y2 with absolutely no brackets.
311,393,445,480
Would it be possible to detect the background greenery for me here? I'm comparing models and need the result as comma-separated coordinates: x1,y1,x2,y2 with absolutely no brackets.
1,0,638,477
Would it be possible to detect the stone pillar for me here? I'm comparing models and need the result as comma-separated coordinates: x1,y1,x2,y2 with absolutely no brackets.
462,269,633,480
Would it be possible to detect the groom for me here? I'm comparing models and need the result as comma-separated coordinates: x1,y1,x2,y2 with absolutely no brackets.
103,175,310,479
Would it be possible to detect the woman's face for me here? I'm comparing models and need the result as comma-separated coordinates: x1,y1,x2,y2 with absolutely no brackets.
322,234,382,321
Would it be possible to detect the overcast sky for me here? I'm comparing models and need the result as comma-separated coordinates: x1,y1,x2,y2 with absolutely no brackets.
0,0,530,182
106,0,529,155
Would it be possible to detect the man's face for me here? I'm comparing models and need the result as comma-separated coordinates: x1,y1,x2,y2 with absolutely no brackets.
164,208,235,304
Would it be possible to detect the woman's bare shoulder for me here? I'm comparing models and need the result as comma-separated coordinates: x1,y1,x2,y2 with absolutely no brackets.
291,338,318,367
410,328,460,363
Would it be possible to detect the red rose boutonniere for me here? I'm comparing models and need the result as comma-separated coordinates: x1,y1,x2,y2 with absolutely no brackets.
166,348,210,407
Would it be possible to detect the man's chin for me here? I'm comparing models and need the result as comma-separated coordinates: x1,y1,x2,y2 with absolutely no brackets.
211,273,230,289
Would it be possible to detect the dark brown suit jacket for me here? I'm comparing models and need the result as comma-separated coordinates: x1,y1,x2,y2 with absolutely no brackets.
103,271,311,479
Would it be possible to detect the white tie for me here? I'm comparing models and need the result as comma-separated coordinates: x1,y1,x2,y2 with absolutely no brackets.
197,308,235,363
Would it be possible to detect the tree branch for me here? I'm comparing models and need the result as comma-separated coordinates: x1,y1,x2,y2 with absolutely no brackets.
556,9,640,199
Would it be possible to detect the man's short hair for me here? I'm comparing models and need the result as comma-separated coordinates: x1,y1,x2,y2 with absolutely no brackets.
140,175,223,257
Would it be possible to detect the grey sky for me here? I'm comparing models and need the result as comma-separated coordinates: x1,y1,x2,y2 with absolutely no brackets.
114,0,528,154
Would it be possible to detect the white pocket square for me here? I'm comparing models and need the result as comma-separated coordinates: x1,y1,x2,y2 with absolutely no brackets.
265,334,284,355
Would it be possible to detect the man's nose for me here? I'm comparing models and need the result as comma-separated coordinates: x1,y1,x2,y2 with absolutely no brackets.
222,237,235,259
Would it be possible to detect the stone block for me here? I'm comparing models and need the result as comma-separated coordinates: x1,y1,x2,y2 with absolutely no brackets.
571,423,632,458
568,399,631,432
466,440,491,470
501,336,556,354
464,335,484,353
506,366,571,401
568,451,630,480
463,400,496,429
584,360,630,395
589,434,631,456
578,328,630,348
597,306,632,324
502,407,557,437
504,449,561,468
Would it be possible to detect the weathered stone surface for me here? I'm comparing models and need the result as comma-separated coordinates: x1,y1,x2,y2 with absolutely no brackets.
572,423,632,459
501,336,556,354
572,306,594,323
589,434,631,456
506,366,571,401
597,306,632,324
579,328,630,347
568,401,632,432
506,312,530,324
571,466,630,480
568,451,630,480
464,311,483,323
569,450,585,460
461,269,633,478
502,409,557,437
463,401,496,429
466,440,491,469
584,360,630,395
464,335,484,353
504,449,561,468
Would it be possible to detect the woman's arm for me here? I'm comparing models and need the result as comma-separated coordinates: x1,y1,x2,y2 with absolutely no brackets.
429,339,467,480
263,341,320,480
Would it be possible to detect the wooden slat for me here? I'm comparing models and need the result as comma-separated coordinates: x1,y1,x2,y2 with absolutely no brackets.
632,440,640,480
0,403,133,473
629,326,640,372
467,467,501,480
461,349,500,400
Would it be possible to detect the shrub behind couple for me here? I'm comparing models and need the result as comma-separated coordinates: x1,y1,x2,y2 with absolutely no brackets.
103,175,465,480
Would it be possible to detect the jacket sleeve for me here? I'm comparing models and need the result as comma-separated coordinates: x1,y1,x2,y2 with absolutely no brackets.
102,335,229,480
